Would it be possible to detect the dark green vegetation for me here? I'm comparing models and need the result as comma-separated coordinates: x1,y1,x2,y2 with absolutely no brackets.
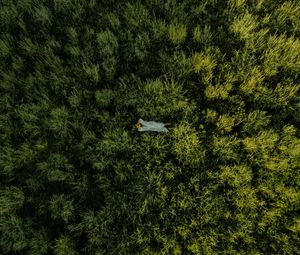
1,0,300,254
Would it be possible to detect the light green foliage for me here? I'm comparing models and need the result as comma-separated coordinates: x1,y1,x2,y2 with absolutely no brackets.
193,52,216,74
278,125,300,169
231,12,259,40
217,114,236,133
193,48,219,85
172,122,205,167
205,108,218,124
205,83,232,99
271,1,300,34
229,0,246,9
272,82,300,106
239,68,299,108
213,135,241,163
193,25,213,46
288,218,300,233
219,164,252,187
120,77,195,120
239,67,265,95
243,130,279,153
167,23,187,45
263,34,300,75
242,110,271,134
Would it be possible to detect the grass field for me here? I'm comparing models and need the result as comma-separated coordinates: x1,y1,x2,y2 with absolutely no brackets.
0,0,299,254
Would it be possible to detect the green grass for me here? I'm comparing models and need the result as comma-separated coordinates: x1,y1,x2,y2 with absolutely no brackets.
0,0,299,254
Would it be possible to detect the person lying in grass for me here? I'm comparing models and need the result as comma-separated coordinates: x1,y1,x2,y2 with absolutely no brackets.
135,118,171,133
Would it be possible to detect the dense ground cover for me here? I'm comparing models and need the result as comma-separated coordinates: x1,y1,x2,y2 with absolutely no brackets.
0,0,299,254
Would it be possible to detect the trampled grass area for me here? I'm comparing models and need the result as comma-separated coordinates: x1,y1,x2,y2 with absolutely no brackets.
0,1,299,254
